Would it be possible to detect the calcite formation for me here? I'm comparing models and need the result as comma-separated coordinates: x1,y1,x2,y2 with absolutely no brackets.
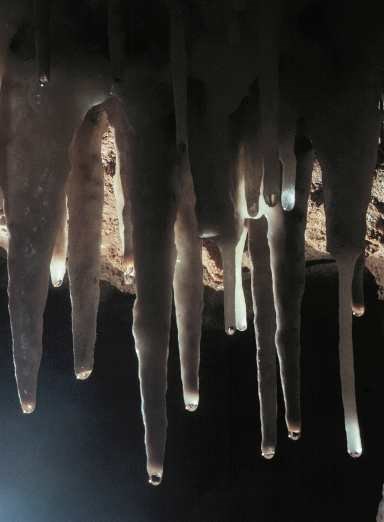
0,0,383,487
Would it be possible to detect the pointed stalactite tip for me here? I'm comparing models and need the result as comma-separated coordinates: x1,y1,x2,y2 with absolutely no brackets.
185,402,198,413
21,402,36,414
148,474,162,487
226,326,236,336
281,189,295,212
75,369,93,381
348,450,362,459
262,449,275,460
264,193,279,207
352,305,365,318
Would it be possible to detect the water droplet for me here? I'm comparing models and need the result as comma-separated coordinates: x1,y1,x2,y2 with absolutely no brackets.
39,74,49,87
148,474,162,486
76,369,92,381
282,188,295,211
262,449,275,460
288,431,301,441
349,450,362,459
226,326,236,336
352,305,365,317
21,402,35,414
185,403,198,412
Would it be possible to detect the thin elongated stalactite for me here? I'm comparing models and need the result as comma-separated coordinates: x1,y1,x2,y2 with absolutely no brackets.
50,194,68,288
248,216,277,458
67,105,109,380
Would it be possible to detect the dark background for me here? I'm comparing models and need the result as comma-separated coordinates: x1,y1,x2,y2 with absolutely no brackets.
0,260,382,522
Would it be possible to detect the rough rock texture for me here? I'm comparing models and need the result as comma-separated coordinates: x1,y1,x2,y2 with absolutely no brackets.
100,132,384,298
100,128,135,294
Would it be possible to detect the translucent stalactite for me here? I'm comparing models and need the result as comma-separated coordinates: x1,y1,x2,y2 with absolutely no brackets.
279,102,297,212
352,253,365,317
67,105,109,380
336,254,362,457
173,156,203,412
50,195,68,288
265,139,313,439
314,83,381,456
132,183,176,486
0,188,9,252
218,226,248,335
171,0,203,412
5,86,71,413
248,216,277,458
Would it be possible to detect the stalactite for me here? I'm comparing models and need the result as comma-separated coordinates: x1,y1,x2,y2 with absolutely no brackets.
50,194,67,288
170,0,203,412
352,253,365,317
131,171,177,486
248,216,277,458
336,253,362,457
218,227,248,335
4,85,71,413
314,82,381,456
266,134,313,439
279,102,297,211
173,155,203,412
67,105,109,380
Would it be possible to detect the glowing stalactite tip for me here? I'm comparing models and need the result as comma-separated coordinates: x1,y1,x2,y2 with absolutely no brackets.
50,258,66,288
281,187,295,212
21,402,35,414
262,449,275,460
184,391,199,412
352,304,365,318
226,326,236,336
148,474,162,487
288,431,301,441
236,322,247,332
76,369,93,381
348,450,362,459
185,403,198,412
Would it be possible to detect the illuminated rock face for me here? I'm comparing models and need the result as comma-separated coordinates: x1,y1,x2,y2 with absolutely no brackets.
0,0,383,486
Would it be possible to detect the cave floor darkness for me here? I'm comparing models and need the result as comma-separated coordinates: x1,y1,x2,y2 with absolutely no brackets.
0,262,382,522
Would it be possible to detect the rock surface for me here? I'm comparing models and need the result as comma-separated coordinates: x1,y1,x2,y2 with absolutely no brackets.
100,131,384,297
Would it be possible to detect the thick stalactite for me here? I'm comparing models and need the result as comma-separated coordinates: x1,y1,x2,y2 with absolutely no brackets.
0,0,382,490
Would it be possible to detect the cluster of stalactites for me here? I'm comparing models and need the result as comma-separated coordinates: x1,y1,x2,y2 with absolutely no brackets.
1,0,378,487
